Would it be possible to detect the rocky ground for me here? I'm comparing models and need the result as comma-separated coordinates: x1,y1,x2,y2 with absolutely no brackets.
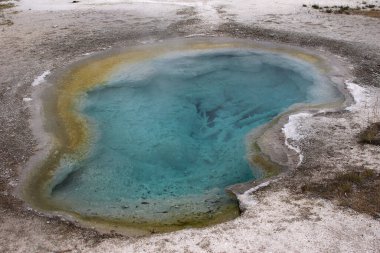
0,0,380,252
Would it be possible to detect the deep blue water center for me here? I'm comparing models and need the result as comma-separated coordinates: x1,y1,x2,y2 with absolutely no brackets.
51,49,339,225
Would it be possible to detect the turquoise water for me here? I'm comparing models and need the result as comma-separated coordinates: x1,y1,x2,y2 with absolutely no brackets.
49,49,340,225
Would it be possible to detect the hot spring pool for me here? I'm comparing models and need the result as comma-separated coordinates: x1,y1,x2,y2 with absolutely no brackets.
26,40,342,232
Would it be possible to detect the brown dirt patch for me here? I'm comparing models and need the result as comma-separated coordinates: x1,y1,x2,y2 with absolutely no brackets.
299,169,380,218
352,10,380,18
359,122,380,145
